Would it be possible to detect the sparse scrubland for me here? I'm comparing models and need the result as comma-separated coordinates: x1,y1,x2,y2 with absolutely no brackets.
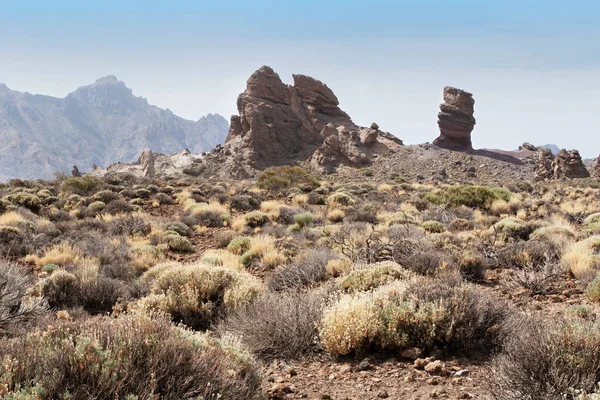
3,168,600,399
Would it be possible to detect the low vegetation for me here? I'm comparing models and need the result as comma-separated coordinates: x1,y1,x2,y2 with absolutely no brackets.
1,167,600,398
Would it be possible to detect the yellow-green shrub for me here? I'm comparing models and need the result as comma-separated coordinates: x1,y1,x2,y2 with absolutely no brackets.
136,262,264,329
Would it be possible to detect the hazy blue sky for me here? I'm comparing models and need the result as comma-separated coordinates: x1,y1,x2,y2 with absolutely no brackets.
1,1,599,155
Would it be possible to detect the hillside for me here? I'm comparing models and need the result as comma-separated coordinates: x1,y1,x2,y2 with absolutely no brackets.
0,76,228,180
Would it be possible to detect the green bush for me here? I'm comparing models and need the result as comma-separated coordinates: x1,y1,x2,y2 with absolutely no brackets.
3,193,41,212
165,233,194,253
424,185,511,209
60,176,103,196
294,212,314,228
491,217,530,240
0,314,263,399
586,276,600,302
227,237,252,255
244,211,269,228
257,166,320,193
422,220,445,233
327,192,355,207
340,262,412,293
240,251,258,267
165,221,192,237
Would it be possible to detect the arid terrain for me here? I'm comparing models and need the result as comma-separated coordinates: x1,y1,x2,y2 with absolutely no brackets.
0,67,599,400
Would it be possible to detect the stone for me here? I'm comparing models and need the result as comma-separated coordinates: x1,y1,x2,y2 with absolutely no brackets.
433,86,476,150
553,149,590,179
401,347,423,360
519,142,538,151
424,360,448,376
71,165,81,177
357,358,373,371
594,156,600,177
454,369,470,377
534,148,554,181
137,148,155,178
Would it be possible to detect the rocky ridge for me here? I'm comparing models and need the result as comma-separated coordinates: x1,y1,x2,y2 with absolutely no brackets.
0,76,228,181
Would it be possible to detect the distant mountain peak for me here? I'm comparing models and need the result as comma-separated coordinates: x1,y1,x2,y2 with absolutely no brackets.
0,79,229,181
0,83,10,93
95,75,120,84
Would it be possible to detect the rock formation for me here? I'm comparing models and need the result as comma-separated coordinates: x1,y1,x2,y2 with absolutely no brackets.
71,166,81,177
594,156,600,178
434,87,476,150
137,148,155,178
534,148,589,180
219,66,402,176
519,142,538,152
553,149,589,179
533,149,554,181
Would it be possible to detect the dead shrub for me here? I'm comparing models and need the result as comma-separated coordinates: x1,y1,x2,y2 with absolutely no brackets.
268,248,338,291
0,313,263,399
488,316,600,400
220,290,325,360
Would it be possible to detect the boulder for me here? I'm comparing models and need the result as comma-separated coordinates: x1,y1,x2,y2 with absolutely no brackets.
553,149,589,179
433,86,476,150
520,142,538,152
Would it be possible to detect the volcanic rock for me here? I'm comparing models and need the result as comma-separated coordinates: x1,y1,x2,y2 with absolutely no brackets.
434,87,476,150
219,66,402,177
534,148,554,181
137,148,155,178
553,149,589,179
594,156,600,177
71,166,82,177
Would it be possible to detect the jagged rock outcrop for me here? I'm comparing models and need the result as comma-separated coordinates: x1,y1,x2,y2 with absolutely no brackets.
519,142,538,152
534,149,554,181
220,66,402,176
594,156,600,178
137,148,155,178
553,149,589,179
434,87,476,150
71,166,82,177
534,148,589,180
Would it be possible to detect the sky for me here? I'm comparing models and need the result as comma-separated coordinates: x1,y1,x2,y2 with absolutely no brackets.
1,0,599,156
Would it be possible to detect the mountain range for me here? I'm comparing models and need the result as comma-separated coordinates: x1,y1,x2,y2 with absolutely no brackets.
0,76,228,181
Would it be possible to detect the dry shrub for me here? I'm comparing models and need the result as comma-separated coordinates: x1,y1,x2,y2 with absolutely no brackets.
109,215,151,236
0,260,46,334
135,262,264,330
184,201,230,227
327,208,346,223
269,248,338,291
0,313,263,399
321,273,508,356
340,262,413,293
488,316,600,400
562,236,600,280
220,290,326,360
326,258,352,277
